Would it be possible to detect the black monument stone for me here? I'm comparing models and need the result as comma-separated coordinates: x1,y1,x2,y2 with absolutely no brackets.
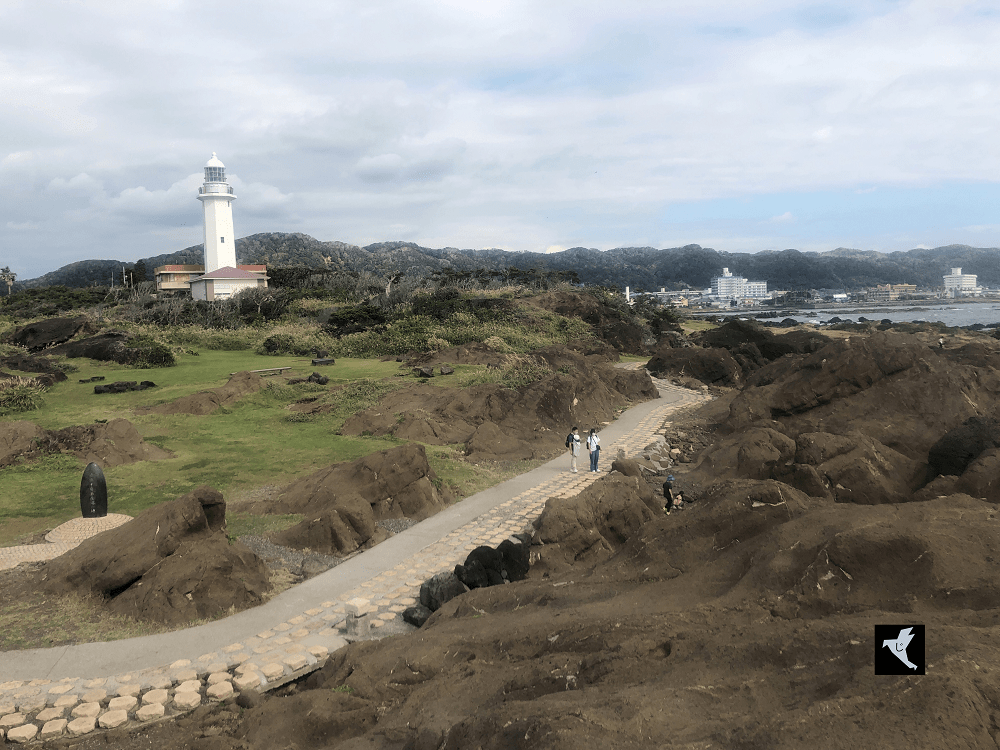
80,462,108,518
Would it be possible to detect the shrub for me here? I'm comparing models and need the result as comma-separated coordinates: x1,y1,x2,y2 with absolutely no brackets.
0,376,46,414
120,335,176,368
463,354,552,390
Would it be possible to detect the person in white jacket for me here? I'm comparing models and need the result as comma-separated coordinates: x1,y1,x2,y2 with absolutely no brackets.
586,428,601,472
569,426,581,473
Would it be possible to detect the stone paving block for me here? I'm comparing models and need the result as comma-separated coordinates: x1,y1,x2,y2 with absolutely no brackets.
145,673,173,690
36,707,66,722
274,622,292,632
40,718,67,740
83,678,106,688
307,645,329,659
261,663,285,680
16,695,46,713
274,636,292,645
285,643,306,653
116,684,141,697
175,680,202,694
142,689,170,705
197,652,220,663
80,689,106,704
99,709,129,729
173,691,202,709
206,662,228,674
109,695,137,712
0,681,24,692
321,601,335,607
67,716,96,736
253,645,273,654
71,703,101,719
291,628,310,638
306,608,322,615
236,662,259,675
207,681,234,700
136,703,165,721
28,679,50,687
288,615,306,625
47,684,74,696
207,672,231,686
257,630,275,639
7,722,38,743
0,703,12,715
169,659,191,669
227,652,250,665
233,673,261,691
174,669,198,682
223,643,244,653
0,712,27,728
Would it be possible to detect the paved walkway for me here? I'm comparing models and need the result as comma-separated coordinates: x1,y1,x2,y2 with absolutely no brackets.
0,373,708,743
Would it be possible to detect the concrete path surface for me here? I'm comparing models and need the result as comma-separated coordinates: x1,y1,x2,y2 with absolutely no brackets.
0,373,707,743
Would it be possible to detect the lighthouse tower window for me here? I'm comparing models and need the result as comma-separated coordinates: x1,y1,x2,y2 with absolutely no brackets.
220,237,225,243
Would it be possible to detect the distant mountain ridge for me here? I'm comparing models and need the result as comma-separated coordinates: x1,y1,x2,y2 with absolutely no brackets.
18,234,1000,291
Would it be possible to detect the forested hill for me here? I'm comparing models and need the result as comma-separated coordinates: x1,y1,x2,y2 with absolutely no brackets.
18,234,1000,291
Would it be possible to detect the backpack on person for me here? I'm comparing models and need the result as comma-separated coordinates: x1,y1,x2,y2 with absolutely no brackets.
566,433,573,448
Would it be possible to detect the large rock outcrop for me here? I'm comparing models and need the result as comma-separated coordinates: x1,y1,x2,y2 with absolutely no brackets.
42,486,269,625
140,371,265,415
267,444,452,555
339,346,658,461
0,417,171,468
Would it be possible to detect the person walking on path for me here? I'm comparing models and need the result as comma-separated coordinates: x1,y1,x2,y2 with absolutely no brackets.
568,426,581,473
587,428,601,472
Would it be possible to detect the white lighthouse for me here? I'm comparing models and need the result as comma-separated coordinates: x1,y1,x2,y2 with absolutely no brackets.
197,152,237,272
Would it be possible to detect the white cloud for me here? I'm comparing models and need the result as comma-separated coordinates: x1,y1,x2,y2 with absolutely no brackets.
3,0,1000,276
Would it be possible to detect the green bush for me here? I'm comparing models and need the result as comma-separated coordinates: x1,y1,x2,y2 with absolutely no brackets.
120,335,176,368
257,333,315,356
0,376,46,414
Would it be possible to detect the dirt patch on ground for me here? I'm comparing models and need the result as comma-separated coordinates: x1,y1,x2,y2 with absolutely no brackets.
252,444,453,556
0,417,172,468
139,371,266,415
41,486,270,627
339,346,658,462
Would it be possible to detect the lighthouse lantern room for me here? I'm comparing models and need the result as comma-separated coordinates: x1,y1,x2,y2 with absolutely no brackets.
197,152,237,272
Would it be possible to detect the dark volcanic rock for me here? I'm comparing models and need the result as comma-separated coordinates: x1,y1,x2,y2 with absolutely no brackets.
43,486,269,625
928,416,1000,477
6,316,95,351
420,571,469,612
646,346,743,387
267,444,452,556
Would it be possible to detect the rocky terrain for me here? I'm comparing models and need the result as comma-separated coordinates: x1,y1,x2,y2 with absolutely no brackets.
341,344,657,462
25,321,1000,749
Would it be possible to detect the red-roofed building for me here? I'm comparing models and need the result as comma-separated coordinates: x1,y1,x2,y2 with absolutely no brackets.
154,264,267,297
189,265,269,300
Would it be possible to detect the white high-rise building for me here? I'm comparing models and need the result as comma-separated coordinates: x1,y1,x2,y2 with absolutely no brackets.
197,152,237,272
943,267,978,295
711,267,768,300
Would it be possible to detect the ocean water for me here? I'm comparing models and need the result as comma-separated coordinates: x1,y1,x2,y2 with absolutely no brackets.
750,301,1000,328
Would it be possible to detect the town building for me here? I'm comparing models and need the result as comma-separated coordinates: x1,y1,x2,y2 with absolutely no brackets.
868,283,917,302
943,267,979,296
153,154,268,296
710,268,768,300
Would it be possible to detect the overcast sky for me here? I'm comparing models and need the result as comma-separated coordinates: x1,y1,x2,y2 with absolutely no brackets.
3,0,1000,278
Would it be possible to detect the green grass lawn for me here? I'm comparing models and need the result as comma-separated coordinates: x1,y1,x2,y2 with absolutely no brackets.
0,351,513,545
